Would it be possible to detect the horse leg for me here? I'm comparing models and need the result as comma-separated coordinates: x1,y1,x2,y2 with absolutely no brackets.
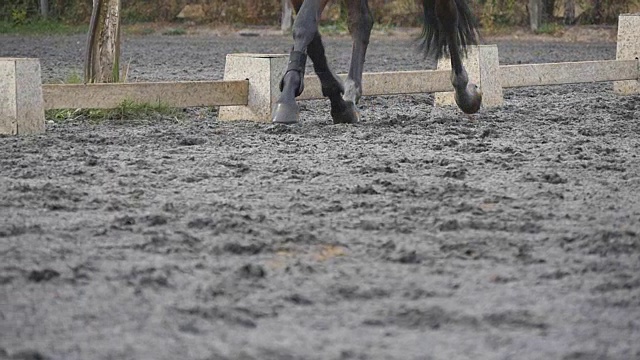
308,0,373,124
333,0,374,124
272,0,329,124
435,0,482,114
307,34,353,123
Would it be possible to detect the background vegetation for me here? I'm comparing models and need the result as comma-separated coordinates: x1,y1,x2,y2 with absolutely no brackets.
1,0,639,31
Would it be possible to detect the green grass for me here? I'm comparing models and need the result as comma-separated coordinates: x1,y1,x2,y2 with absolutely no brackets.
45,68,189,124
535,22,564,35
0,19,86,35
162,27,187,36
46,100,185,124
125,26,155,36
319,21,349,35
373,22,397,34
64,72,84,84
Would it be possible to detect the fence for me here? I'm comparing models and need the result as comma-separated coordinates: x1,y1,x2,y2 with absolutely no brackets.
0,14,637,135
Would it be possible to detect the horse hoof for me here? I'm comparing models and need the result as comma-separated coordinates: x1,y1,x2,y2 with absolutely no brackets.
456,84,483,114
332,101,360,124
272,101,300,124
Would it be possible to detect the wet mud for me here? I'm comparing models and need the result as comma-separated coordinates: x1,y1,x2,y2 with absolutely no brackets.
1,31,639,360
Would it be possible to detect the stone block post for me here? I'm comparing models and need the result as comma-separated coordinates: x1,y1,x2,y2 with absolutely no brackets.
435,45,503,110
614,14,640,95
218,54,288,122
0,58,45,135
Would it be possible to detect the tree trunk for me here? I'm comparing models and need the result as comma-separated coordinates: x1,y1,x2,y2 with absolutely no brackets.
563,0,575,24
529,0,542,31
39,0,48,19
84,0,122,83
281,0,293,32
542,0,555,22
592,0,603,23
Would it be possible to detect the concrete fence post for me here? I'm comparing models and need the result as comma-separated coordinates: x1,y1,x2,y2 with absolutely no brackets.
0,58,45,135
435,45,503,110
614,14,640,95
218,53,288,122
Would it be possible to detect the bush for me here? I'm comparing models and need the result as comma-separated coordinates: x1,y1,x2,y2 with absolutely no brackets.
574,0,640,24
480,0,529,30
1,0,638,27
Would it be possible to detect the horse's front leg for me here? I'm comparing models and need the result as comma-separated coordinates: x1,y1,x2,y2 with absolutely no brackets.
272,0,325,124
334,0,374,124
437,0,482,114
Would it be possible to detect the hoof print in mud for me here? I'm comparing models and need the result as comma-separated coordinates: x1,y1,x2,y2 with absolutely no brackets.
178,137,207,146
285,293,314,305
27,269,60,283
237,263,266,279
265,122,299,134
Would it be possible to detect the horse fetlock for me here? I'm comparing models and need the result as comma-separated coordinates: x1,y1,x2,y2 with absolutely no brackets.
454,84,483,114
451,69,469,92
342,79,362,104
322,85,342,98
342,90,362,105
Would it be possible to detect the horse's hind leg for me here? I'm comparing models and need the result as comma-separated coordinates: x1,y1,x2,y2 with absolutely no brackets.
305,1,368,125
435,0,482,113
333,0,374,124
307,34,353,123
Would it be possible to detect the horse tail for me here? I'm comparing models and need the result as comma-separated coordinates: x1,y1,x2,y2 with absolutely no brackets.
420,0,479,60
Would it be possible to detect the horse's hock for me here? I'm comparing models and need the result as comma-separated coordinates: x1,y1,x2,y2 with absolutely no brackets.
0,58,45,135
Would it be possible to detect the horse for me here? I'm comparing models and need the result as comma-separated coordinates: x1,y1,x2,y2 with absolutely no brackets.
272,0,482,124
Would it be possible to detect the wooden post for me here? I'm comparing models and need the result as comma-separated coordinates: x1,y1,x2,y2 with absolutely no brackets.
529,0,542,32
85,0,122,83
281,0,293,32
40,0,48,19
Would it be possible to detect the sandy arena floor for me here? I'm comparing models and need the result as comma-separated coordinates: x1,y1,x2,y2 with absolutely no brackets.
1,29,639,360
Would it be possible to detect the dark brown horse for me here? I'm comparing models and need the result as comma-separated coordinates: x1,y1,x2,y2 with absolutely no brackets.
272,0,482,124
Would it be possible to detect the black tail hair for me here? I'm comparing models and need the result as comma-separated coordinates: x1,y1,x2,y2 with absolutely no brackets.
420,0,479,60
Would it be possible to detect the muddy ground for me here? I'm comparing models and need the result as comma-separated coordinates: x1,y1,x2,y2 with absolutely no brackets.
1,29,639,360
